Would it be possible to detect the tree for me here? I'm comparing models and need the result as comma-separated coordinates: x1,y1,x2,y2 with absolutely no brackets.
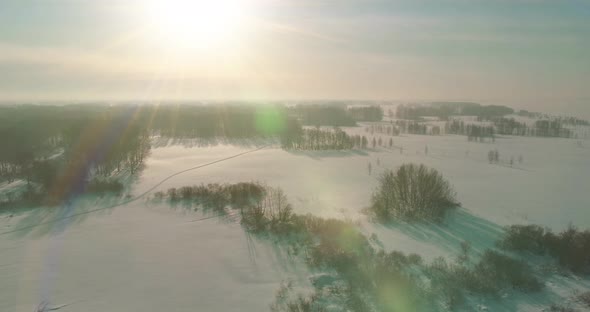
370,164,459,221
488,150,495,164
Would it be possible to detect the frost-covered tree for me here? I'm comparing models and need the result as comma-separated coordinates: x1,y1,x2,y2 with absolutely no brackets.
370,164,459,221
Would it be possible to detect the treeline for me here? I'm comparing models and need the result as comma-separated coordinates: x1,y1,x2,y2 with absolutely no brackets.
395,120,442,135
149,105,287,138
446,118,576,141
365,124,400,136
517,110,590,126
482,117,574,138
347,106,383,121
287,104,384,126
396,102,514,120
445,120,495,142
281,126,356,150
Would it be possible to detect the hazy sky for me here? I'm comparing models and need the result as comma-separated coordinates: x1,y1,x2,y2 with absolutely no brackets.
1,0,589,115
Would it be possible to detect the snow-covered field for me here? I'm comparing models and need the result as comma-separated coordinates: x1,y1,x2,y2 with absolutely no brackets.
1,132,589,311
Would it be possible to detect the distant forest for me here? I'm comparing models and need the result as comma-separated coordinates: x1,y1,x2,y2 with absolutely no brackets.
396,102,514,120
288,104,383,126
446,118,575,139
0,101,586,207
0,104,383,207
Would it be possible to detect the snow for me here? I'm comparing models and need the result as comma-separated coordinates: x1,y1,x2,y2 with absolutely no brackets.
1,132,589,311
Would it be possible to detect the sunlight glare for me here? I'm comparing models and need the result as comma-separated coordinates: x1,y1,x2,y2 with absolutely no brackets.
145,0,251,50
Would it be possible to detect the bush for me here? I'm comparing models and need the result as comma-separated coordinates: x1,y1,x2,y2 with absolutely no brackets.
370,164,459,221
577,291,590,308
547,304,577,312
498,224,547,254
499,224,590,273
240,187,294,233
158,182,267,213
472,250,543,292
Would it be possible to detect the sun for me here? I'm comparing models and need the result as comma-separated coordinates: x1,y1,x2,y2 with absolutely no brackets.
145,0,251,50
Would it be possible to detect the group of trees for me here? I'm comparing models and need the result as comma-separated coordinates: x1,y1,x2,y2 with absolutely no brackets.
488,150,500,164
365,124,400,136
369,164,459,221
445,120,495,142
396,102,514,120
280,126,356,150
395,120,441,135
482,117,574,138
154,182,294,234
498,224,590,273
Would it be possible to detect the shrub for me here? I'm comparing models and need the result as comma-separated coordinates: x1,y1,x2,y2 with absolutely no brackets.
546,226,590,273
547,304,577,312
499,224,590,273
425,249,543,304
577,291,590,308
370,164,459,221
498,224,547,254
240,187,295,234
472,250,543,292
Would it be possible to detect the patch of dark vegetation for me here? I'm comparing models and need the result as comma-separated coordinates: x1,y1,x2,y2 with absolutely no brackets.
368,164,459,222
498,224,590,273
425,249,543,309
156,182,263,205
577,291,590,308
156,182,300,235
394,120,442,136
280,126,356,150
264,214,542,311
447,116,575,139
546,303,578,312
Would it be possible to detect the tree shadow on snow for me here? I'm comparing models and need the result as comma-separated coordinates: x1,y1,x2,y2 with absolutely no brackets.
377,208,590,311
379,208,504,256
